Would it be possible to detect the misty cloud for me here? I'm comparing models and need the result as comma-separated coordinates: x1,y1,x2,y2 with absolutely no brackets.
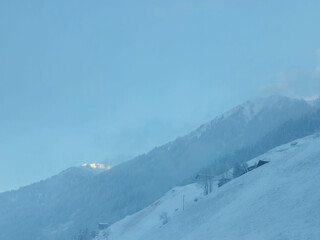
261,52,320,99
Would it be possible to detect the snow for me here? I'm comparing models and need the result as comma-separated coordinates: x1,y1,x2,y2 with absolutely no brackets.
189,95,307,139
94,184,204,240
95,133,320,240
304,95,320,105
59,163,110,177
81,163,112,174
221,97,265,122
0,95,316,240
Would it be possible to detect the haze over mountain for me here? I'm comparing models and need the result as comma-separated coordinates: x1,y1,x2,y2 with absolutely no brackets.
2,0,320,194
0,95,319,240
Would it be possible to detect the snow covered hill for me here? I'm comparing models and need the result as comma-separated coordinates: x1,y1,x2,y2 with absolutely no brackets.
93,184,204,240
0,96,317,240
95,133,320,240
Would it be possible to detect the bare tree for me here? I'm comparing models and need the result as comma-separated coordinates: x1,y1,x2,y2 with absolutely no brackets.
196,171,215,195
233,161,249,178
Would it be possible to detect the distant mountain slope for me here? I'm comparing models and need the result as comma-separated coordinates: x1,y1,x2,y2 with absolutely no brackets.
0,165,108,240
95,133,320,240
199,106,320,175
0,95,315,240
306,96,320,108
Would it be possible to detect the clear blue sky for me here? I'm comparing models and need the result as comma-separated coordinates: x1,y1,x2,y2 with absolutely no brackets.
1,0,320,192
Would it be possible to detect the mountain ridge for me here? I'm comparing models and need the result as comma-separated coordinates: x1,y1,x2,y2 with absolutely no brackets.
0,95,316,240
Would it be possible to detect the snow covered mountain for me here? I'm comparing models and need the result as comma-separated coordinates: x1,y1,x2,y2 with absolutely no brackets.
306,96,320,107
0,95,317,240
0,164,109,240
95,133,320,240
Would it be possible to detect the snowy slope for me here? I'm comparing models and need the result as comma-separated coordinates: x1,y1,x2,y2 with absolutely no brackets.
96,133,320,240
94,184,204,240
0,96,315,240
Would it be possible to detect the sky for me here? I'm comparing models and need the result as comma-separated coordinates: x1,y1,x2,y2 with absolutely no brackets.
1,0,320,192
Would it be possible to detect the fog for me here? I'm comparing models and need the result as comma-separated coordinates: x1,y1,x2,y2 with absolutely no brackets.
1,0,320,193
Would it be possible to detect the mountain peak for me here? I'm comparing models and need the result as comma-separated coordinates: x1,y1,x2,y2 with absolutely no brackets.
81,163,112,170
304,95,320,107
58,163,112,178
220,95,293,121
190,95,301,139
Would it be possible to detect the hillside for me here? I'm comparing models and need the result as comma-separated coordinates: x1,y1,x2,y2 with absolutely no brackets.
95,133,320,240
0,165,110,240
0,95,315,240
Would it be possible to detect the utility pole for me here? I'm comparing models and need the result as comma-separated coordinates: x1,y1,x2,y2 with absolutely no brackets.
183,195,185,211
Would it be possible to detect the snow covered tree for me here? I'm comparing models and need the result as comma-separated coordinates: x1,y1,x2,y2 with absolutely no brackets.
233,161,248,178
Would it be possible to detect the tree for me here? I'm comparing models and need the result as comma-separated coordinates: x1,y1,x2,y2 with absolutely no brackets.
196,170,215,195
74,228,91,240
233,161,248,178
